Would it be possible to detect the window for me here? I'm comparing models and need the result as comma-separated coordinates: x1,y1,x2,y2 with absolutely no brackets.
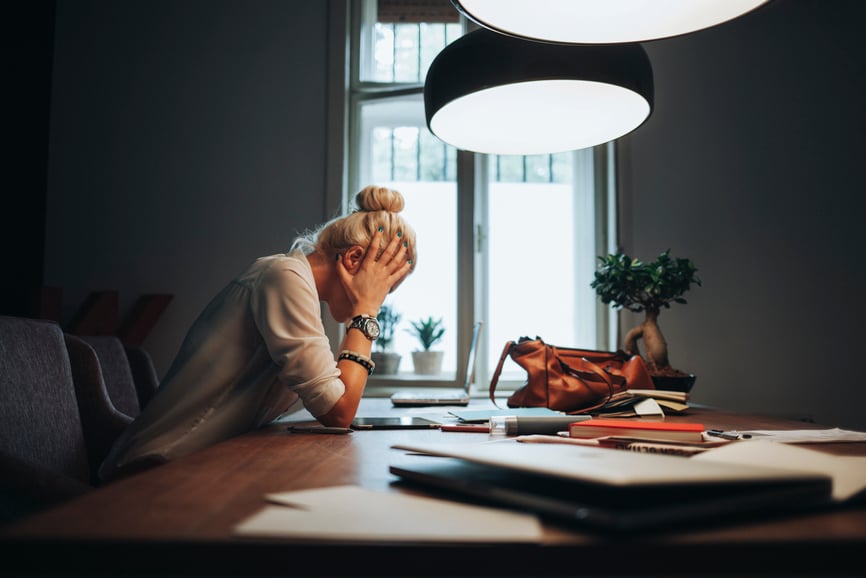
332,0,617,392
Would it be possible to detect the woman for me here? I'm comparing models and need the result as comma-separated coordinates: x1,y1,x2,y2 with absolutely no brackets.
99,185,416,481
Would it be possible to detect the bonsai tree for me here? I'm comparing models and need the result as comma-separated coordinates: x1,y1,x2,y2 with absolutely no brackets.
375,304,402,352
590,249,700,376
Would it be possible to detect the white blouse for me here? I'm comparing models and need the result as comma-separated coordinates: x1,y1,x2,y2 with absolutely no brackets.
98,252,345,481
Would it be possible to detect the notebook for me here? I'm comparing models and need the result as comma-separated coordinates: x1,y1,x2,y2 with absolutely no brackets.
390,321,482,407
388,440,833,532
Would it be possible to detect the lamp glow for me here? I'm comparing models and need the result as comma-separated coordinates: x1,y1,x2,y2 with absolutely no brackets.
453,0,772,44
424,29,653,155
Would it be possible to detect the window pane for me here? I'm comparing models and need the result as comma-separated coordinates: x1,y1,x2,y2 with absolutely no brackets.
385,181,457,374
373,23,395,82
392,126,420,181
358,99,458,377
525,155,551,183
486,182,578,380
393,24,420,82
368,20,457,83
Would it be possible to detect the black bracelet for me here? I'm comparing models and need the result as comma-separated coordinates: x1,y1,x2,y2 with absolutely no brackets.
338,351,375,375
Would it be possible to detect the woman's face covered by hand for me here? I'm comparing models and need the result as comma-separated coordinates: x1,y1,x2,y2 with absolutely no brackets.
331,228,412,322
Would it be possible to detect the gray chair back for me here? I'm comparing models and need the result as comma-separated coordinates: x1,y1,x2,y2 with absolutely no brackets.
78,335,141,418
0,316,92,522
64,335,135,481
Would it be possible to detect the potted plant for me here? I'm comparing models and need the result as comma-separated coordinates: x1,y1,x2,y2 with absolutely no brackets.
590,249,701,392
406,316,446,375
371,304,402,375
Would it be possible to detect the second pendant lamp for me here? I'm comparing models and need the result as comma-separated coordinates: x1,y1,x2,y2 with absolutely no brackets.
424,28,653,155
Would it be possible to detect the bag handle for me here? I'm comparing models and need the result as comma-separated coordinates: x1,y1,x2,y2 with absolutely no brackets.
488,340,515,408
555,348,618,413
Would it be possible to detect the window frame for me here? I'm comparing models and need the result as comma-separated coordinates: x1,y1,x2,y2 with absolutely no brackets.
326,0,618,395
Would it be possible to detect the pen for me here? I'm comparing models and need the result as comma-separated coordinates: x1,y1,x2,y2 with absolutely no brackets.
440,424,490,433
707,429,751,440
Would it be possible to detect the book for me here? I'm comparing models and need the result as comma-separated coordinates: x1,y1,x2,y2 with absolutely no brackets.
568,418,705,442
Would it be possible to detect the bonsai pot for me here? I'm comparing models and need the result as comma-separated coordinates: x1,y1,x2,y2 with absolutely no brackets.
651,373,696,393
371,352,401,375
411,351,444,375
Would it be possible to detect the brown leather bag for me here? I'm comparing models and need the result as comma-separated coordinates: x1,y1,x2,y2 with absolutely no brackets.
489,337,655,414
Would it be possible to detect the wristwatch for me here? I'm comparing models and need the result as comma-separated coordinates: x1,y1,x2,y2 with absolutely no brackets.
346,314,380,341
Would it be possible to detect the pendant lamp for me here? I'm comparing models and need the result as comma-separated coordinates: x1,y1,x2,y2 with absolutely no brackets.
452,0,772,45
424,29,653,155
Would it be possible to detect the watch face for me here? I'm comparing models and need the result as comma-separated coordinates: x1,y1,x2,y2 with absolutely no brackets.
364,318,381,339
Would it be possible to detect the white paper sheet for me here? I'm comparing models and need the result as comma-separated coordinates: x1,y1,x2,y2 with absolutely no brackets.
735,428,866,444
694,440,866,502
233,485,542,543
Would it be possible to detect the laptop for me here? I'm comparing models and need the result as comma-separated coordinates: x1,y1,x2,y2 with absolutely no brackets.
390,321,482,407
388,441,833,532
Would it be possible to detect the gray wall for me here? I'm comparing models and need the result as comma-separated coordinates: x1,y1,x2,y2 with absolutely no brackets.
45,1,866,429
618,0,866,429
45,0,330,374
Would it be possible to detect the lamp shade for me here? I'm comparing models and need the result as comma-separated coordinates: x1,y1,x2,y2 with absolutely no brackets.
424,29,653,155
452,0,772,44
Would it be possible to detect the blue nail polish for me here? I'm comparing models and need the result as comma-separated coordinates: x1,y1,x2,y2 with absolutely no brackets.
378,226,384,233
397,230,402,237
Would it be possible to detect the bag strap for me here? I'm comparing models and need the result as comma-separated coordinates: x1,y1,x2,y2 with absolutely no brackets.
556,348,618,414
488,340,515,408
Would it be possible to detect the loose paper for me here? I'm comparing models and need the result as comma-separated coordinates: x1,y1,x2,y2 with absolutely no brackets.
735,428,866,444
233,485,542,543
694,440,866,502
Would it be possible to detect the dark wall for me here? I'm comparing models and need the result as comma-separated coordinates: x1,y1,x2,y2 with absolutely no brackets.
44,0,331,373
618,0,866,428
1,2,55,317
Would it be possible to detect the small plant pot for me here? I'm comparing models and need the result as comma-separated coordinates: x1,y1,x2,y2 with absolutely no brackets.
411,351,444,375
371,352,401,375
651,373,696,393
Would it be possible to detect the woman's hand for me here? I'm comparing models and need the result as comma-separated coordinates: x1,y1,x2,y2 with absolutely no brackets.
336,228,411,316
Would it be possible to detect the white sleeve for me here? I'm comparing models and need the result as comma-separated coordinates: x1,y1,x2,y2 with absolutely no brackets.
251,259,345,417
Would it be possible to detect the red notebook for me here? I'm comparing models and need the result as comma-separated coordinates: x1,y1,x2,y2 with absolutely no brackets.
569,419,705,442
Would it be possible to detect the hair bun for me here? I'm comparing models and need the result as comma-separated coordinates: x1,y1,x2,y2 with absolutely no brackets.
355,185,405,213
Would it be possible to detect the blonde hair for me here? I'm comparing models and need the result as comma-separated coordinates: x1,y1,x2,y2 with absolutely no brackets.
292,185,417,270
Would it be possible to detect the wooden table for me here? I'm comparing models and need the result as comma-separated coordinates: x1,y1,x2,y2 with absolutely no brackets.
2,398,865,576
